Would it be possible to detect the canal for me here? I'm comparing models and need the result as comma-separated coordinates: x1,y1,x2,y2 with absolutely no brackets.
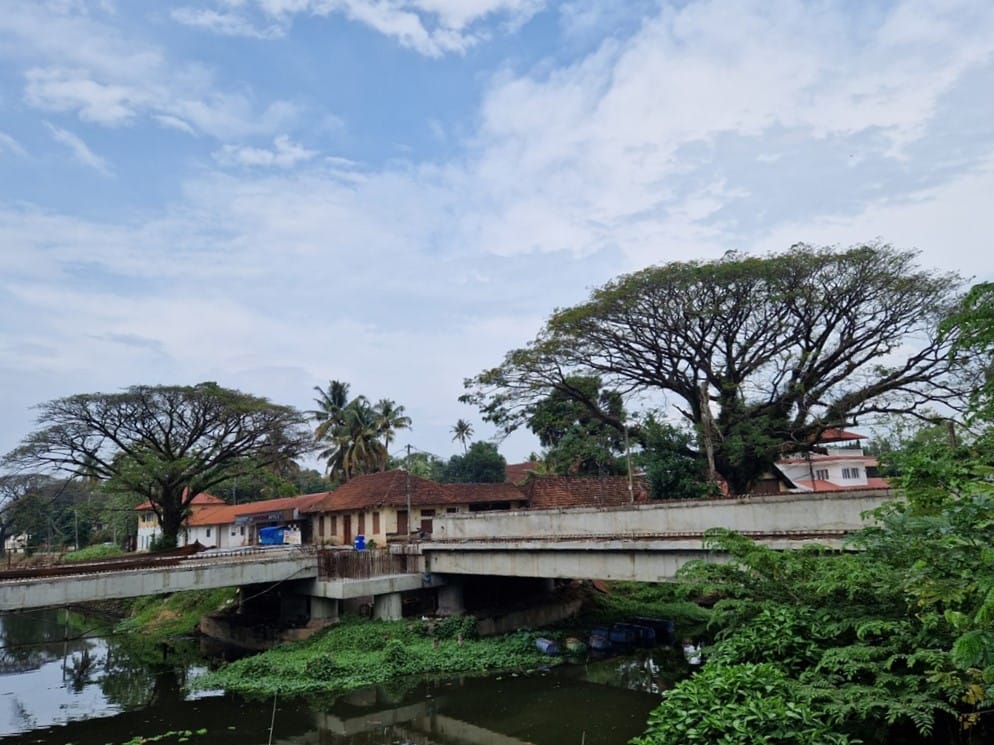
1,609,674,744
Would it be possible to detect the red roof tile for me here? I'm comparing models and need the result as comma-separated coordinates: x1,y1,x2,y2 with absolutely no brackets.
522,475,649,510
302,470,527,513
135,491,226,511
186,492,329,527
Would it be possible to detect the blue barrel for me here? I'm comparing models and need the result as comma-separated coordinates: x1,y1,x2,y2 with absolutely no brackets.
353,534,366,551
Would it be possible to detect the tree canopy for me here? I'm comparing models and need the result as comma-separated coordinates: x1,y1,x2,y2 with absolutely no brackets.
463,244,965,493
437,441,507,483
527,375,628,476
2,382,311,547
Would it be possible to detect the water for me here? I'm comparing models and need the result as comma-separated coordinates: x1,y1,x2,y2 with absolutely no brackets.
1,609,673,744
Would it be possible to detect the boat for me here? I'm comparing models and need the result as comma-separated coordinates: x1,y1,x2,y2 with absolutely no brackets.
535,637,561,656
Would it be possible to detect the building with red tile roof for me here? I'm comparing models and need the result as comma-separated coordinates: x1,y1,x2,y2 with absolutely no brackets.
301,470,527,546
136,491,329,550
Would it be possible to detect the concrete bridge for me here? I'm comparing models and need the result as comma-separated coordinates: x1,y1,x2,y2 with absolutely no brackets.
422,489,891,583
0,489,892,618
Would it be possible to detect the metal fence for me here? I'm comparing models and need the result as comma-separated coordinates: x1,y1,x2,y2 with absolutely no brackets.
316,548,412,579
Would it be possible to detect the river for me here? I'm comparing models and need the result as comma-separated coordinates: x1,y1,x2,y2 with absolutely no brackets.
1,609,674,744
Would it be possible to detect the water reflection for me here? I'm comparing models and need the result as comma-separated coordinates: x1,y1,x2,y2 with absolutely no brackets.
2,609,671,745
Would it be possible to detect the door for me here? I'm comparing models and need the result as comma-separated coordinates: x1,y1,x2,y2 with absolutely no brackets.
343,514,352,544
396,510,408,536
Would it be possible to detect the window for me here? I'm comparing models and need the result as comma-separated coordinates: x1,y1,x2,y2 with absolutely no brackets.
842,467,860,479
206,528,212,538
814,468,829,481
447,507,459,513
331,515,337,534
319,515,326,538
372,511,380,534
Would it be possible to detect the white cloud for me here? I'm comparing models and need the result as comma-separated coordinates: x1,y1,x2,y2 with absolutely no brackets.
214,134,318,168
454,0,994,265
1,2,298,139
182,0,546,56
171,6,285,38
0,132,28,157
43,121,111,175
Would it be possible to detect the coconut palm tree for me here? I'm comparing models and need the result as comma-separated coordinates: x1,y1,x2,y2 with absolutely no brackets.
309,380,351,442
451,419,474,453
373,398,412,453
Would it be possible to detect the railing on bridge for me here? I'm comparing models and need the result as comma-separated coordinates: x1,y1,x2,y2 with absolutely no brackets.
317,548,413,580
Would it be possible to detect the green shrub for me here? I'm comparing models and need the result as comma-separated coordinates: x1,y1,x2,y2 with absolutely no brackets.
631,663,854,745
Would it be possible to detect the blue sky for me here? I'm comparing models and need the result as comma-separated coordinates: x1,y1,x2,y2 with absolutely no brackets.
1,0,993,468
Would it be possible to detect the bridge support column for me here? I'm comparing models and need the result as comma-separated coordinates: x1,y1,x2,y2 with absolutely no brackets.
437,581,464,616
373,592,403,621
310,596,339,623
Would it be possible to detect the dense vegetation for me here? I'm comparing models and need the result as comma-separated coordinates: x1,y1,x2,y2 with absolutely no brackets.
194,615,550,699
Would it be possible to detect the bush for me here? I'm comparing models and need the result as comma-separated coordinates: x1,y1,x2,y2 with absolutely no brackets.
631,663,854,745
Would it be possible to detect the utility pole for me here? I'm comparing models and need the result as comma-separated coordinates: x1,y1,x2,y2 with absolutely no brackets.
405,444,412,544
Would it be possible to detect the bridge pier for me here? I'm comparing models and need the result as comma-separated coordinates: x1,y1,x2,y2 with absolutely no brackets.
373,592,403,621
310,596,340,622
436,580,464,616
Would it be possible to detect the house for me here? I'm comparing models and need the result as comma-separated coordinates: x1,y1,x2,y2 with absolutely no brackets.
135,491,327,550
302,470,528,547
135,492,226,550
775,429,888,493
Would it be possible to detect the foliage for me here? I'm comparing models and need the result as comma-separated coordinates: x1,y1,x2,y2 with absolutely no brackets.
387,450,445,480
193,615,549,698
943,281,994,419
631,662,854,745
63,543,125,561
673,523,989,743
581,581,709,638
463,244,965,493
437,441,507,483
451,418,474,452
0,473,101,553
310,380,411,482
3,382,311,547
637,417,719,499
527,375,628,475
116,588,238,642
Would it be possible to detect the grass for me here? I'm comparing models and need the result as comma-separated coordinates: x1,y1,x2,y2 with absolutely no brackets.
578,581,711,640
116,588,239,642
62,543,126,561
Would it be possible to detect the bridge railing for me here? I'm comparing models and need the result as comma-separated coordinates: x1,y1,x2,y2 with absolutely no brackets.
317,548,413,579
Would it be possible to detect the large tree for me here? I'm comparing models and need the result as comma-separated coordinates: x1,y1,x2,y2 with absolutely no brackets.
3,382,311,547
463,244,965,494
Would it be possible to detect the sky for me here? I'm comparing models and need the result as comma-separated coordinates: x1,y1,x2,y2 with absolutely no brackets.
1,0,993,469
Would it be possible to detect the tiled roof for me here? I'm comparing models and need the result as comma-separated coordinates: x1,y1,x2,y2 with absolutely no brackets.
791,477,890,492
817,428,866,442
302,470,527,512
135,491,225,511
186,492,329,527
505,461,541,484
521,475,650,510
